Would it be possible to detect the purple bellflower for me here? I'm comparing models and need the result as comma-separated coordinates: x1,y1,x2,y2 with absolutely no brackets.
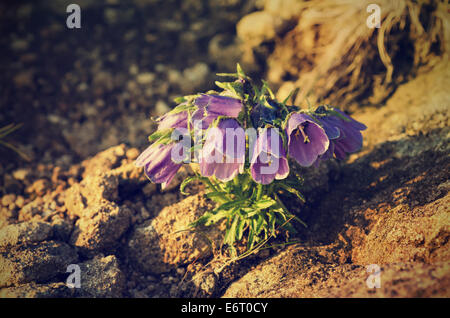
199,118,246,182
317,109,366,160
156,110,189,130
192,94,243,128
250,128,289,185
135,142,182,189
286,113,329,167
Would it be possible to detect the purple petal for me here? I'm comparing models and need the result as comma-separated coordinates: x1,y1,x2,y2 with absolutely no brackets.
144,145,182,185
287,114,329,167
198,119,245,181
157,111,188,130
318,116,341,140
135,143,166,168
333,109,367,131
251,128,285,164
214,162,242,182
286,113,313,137
195,94,243,118
275,156,290,180
251,150,289,184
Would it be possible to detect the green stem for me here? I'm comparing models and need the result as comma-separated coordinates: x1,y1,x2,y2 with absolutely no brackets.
204,177,219,193
233,175,240,188
256,183,264,200
274,193,307,228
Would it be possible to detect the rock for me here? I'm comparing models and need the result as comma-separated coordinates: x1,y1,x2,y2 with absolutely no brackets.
65,173,119,218
236,11,277,47
50,217,73,242
0,207,17,229
80,144,127,178
12,169,29,181
15,196,25,209
110,162,149,197
126,147,140,160
0,282,74,298
18,200,43,222
222,63,450,298
180,63,210,93
1,194,16,207
223,256,450,297
142,183,157,196
264,0,303,20
0,241,78,288
136,72,155,85
351,196,450,265
162,165,193,192
26,179,49,196
155,100,170,116
0,221,53,248
208,34,243,72
76,255,125,297
63,153,142,255
69,202,131,254
126,193,222,274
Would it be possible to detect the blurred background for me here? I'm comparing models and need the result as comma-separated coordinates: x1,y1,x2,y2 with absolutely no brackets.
0,0,447,171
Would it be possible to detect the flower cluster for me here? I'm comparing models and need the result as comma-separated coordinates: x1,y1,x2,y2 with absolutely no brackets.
136,65,366,256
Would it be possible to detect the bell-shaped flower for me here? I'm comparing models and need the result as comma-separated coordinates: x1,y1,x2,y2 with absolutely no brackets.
156,110,189,130
192,94,243,129
135,142,183,189
198,119,245,182
286,113,329,167
317,109,366,160
250,128,289,185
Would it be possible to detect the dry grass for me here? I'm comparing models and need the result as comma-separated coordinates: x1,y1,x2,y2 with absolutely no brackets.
244,0,449,108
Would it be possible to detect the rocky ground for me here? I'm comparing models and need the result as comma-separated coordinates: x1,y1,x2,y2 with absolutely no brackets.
0,1,449,298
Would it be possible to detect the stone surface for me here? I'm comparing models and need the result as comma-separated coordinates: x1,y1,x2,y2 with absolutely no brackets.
223,254,450,298
76,255,126,297
0,241,78,288
126,193,222,274
0,282,74,298
0,221,53,248
69,202,131,254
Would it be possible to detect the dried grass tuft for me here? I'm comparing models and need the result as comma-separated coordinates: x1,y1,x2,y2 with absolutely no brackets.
243,0,449,108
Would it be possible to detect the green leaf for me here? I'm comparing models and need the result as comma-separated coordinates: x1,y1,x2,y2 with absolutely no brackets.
236,215,246,241
268,211,276,236
216,199,247,212
236,63,247,79
148,128,174,143
224,214,240,246
276,184,306,203
205,209,232,226
252,197,277,210
281,87,300,105
214,81,243,98
261,80,275,99
180,176,198,195
164,103,196,116
216,72,240,78
247,227,255,250
205,191,229,203
173,96,186,104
